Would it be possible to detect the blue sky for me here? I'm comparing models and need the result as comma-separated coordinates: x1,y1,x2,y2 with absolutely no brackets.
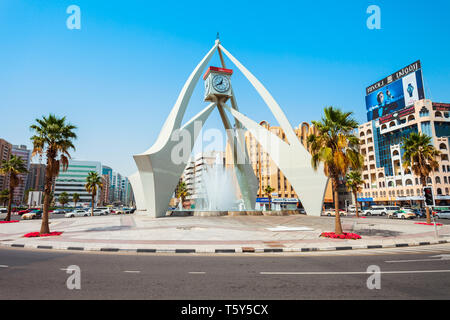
1,0,450,176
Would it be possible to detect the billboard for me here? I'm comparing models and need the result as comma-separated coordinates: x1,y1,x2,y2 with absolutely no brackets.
366,60,425,121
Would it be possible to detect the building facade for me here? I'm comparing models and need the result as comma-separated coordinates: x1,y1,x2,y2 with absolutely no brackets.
180,151,226,209
358,99,450,207
26,163,46,192
0,139,12,192
54,160,102,206
225,122,341,209
11,145,31,204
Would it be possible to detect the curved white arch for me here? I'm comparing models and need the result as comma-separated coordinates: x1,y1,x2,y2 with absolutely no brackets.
138,43,218,156
222,103,328,216
132,103,216,217
219,44,302,149
131,41,328,217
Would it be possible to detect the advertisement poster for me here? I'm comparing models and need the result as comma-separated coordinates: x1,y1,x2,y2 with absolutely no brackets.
365,61,425,121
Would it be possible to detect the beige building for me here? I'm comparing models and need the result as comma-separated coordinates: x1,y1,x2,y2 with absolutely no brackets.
226,121,337,209
358,99,450,206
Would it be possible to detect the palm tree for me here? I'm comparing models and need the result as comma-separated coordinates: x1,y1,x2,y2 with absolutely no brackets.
72,193,80,208
402,132,440,224
176,180,189,209
264,185,275,211
30,114,77,234
58,192,69,209
85,171,103,216
0,155,28,221
307,106,362,234
345,171,364,218
0,190,9,207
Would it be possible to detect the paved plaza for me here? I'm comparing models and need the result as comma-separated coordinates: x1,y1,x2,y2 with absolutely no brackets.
1,214,449,253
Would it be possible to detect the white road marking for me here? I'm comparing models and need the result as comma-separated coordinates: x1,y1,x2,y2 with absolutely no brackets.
123,270,141,273
188,272,206,274
386,254,450,263
260,270,450,275
0,265,8,268
385,258,449,263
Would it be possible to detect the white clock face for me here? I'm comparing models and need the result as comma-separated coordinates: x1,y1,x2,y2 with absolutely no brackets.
212,74,230,93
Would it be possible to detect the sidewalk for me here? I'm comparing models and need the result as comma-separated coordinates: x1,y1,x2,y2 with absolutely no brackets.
0,214,449,253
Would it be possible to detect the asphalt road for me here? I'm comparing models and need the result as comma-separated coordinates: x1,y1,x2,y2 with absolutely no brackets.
1,246,450,299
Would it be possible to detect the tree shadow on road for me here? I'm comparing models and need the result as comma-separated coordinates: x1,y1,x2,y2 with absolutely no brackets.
85,226,132,232
355,229,403,237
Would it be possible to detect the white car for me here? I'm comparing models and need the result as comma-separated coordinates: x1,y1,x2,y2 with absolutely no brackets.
362,207,387,216
65,210,89,218
388,209,417,219
92,209,108,216
96,207,111,214
434,210,450,219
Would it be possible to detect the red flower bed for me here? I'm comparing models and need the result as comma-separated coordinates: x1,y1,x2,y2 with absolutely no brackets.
0,220,19,224
320,232,362,240
23,231,63,238
415,222,443,226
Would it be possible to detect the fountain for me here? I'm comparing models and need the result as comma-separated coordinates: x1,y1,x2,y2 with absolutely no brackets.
197,153,239,211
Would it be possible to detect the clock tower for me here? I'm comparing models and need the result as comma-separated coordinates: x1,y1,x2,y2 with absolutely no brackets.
203,66,233,102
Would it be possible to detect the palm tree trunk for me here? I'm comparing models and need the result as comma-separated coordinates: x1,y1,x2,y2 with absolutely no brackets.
353,191,359,218
6,185,13,221
333,179,343,234
91,193,94,216
421,176,431,224
40,162,53,234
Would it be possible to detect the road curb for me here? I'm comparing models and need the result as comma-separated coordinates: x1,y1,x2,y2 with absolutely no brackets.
1,238,449,254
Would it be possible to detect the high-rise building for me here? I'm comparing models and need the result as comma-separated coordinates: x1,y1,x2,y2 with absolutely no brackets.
0,138,12,191
102,166,113,203
181,151,226,209
357,61,450,207
54,159,102,206
26,163,46,192
100,173,110,205
11,145,31,204
358,99,450,206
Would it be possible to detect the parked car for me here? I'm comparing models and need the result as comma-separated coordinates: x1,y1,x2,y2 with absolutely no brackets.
433,210,450,219
116,207,134,214
385,206,401,215
52,209,67,214
324,209,347,216
91,208,108,216
411,208,427,218
65,209,89,218
389,209,417,219
362,206,387,216
22,210,43,220
17,209,32,215
0,208,7,214
96,207,111,214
